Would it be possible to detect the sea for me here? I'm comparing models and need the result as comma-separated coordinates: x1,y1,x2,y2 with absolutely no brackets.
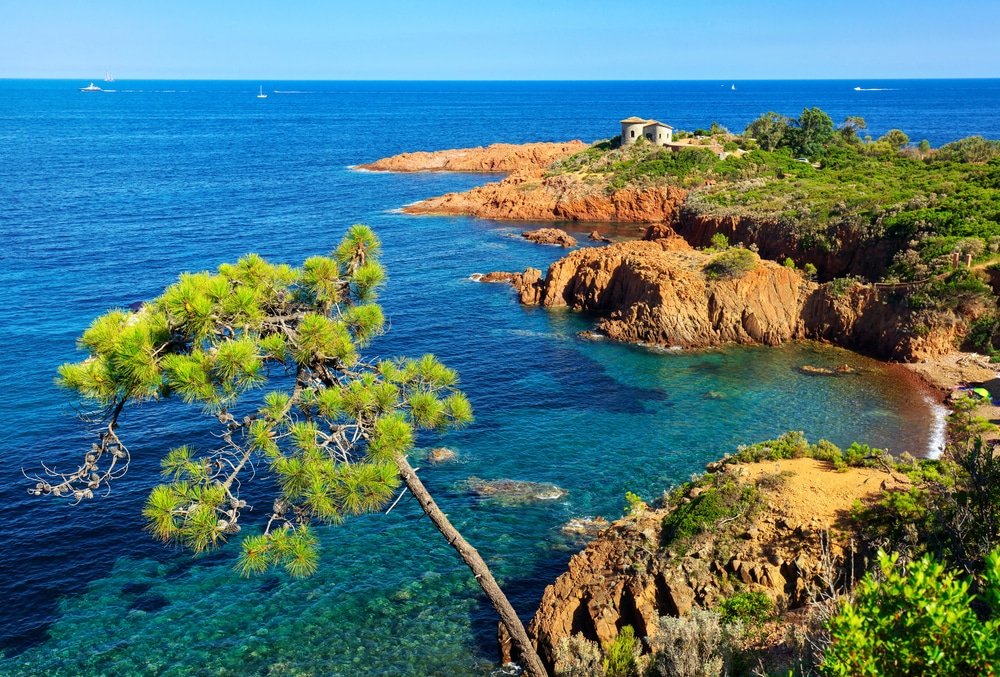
1,79,997,676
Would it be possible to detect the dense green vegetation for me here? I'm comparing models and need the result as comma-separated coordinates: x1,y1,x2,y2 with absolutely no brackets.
553,109,1000,292
822,547,1000,676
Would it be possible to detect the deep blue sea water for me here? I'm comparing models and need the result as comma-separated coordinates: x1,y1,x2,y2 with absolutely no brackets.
0,79,994,675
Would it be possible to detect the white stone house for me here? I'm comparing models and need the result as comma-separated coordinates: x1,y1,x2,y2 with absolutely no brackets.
620,117,673,146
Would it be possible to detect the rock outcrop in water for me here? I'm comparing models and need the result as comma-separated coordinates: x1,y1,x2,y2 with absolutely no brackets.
503,236,969,361
357,141,588,173
463,478,568,506
500,457,901,669
522,228,577,247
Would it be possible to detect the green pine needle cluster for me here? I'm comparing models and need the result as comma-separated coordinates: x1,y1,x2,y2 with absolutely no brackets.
51,224,473,578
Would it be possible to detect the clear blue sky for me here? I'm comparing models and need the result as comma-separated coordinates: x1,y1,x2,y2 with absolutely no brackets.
3,0,998,79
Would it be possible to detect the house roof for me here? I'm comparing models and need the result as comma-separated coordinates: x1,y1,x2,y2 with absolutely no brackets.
620,116,673,129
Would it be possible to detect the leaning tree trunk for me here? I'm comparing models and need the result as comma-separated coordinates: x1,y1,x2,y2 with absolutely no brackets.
395,454,549,677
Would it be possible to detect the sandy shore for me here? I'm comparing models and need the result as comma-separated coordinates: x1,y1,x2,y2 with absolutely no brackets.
904,351,1000,443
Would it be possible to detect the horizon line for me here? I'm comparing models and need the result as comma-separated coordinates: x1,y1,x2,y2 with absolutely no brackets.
3,76,1000,82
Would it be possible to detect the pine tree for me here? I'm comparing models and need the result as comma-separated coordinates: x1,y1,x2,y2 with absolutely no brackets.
27,224,548,677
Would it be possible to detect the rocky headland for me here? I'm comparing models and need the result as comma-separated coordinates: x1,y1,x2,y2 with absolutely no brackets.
357,141,587,173
501,233,969,361
500,451,901,670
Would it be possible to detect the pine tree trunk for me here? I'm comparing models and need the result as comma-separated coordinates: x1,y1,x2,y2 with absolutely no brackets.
395,454,549,677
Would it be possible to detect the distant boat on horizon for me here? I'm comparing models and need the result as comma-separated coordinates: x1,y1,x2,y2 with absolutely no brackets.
256,86,268,99
104,72,114,83
731,83,736,91
80,82,102,92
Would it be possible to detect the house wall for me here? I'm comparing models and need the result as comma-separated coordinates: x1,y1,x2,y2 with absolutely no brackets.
643,124,673,146
621,122,646,145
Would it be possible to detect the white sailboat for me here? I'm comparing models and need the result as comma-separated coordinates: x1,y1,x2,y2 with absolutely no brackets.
256,86,268,99
104,72,114,82
731,83,736,91
80,82,102,92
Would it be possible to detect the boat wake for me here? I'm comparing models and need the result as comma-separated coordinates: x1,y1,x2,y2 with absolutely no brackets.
853,87,897,91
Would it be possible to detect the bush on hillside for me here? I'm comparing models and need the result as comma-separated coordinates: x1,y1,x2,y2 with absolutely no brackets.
703,248,758,279
821,548,1000,676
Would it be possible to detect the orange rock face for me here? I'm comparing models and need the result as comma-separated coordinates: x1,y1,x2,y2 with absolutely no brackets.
357,141,588,173
406,172,687,223
507,237,965,360
522,228,577,247
503,458,900,669
527,238,813,348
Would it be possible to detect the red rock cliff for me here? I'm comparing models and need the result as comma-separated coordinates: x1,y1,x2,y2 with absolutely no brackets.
510,237,965,360
406,172,687,223
357,141,588,173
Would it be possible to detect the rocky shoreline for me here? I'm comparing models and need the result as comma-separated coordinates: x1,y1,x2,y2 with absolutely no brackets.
500,454,901,670
367,140,999,672
357,141,587,173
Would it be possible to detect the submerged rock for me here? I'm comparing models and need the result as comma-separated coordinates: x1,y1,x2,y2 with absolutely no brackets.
561,516,610,539
799,364,839,376
463,477,568,505
522,228,577,248
426,447,457,464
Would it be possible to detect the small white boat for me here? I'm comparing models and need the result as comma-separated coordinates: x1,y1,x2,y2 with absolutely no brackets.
854,86,863,91
80,82,102,92
256,86,268,99
731,83,736,91
104,72,114,82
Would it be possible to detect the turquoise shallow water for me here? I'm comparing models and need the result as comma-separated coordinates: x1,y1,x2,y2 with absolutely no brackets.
0,80,958,675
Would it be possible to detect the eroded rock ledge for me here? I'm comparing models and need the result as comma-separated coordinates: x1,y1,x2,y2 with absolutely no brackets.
501,234,967,361
357,141,588,173
406,178,687,223
501,457,900,669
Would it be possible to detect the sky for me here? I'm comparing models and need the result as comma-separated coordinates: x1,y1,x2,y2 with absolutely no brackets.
2,0,999,80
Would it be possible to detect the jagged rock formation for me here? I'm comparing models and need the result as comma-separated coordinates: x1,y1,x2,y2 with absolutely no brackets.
357,141,588,173
471,271,520,284
522,228,577,247
504,236,967,360
501,458,900,669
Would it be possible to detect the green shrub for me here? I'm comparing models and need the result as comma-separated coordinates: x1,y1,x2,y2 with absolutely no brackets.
843,442,878,467
803,262,818,279
703,248,758,280
827,276,862,297
708,232,729,251
624,490,647,515
602,625,640,677
717,590,774,631
662,480,759,551
821,548,1000,676
811,439,844,468
783,257,796,268
731,431,811,463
